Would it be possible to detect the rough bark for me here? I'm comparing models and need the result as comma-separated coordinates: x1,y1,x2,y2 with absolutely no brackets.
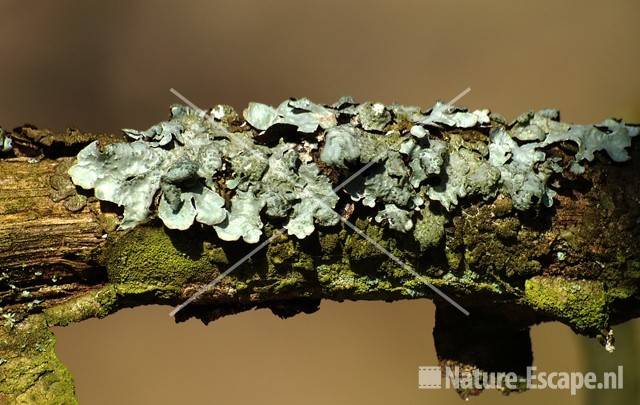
0,124,639,403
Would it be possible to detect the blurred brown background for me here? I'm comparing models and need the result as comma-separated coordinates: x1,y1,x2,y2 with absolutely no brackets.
1,0,639,404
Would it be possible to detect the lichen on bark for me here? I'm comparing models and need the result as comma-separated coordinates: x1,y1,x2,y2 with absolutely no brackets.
0,99,639,403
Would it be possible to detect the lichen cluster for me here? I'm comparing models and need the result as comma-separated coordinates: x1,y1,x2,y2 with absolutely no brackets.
68,98,638,243
0,127,12,153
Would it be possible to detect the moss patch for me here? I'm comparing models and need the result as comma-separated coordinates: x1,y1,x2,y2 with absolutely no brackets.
0,315,76,404
413,207,445,251
44,287,117,327
106,226,225,289
524,276,609,334
317,263,387,297
318,231,342,256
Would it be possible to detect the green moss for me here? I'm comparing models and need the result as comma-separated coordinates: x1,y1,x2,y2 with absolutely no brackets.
494,217,520,241
291,255,314,272
343,221,386,262
524,276,609,334
607,283,638,301
317,263,380,296
19,126,125,148
48,174,76,203
342,219,408,266
41,283,176,328
318,231,342,255
445,248,462,271
491,195,513,218
106,226,223,289
272,272,306,294
0,315,77,404
413,207,445,251
627,260,640,278
267,238,297,265
454,205,547,279
521,259,542,276
62,195,87,212
2,284,182,404
44,287,116,327
266,233,315,273
112,282,180,301
95,212,120,234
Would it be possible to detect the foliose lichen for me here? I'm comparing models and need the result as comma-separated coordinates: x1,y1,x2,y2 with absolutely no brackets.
0,127,12,153
68,98,638,243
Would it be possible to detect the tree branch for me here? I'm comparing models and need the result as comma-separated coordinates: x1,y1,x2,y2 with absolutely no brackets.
1,105,639,402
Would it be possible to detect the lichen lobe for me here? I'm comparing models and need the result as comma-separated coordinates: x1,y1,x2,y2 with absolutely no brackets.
67,99,637,248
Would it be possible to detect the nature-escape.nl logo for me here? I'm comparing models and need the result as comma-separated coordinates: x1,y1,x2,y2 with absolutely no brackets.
418,365,624,396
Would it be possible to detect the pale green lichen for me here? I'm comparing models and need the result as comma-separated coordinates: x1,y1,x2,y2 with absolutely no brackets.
0,127,12,153
319,125,361,168
510,109,567,141
243,98,336,133
69,141,167,228
214,190,265,243
489,128,559,210
68,98,638,243
355,102,391,131
158,183,226,230
541,118,638,171
417,101,491,128
399,138,447,188
490,111,638,208
428,135,501,210
346,150,415,208
284,164,340,238
374,204,414,232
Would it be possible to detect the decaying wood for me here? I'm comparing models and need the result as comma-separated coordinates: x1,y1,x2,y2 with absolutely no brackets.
0,124,639,403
